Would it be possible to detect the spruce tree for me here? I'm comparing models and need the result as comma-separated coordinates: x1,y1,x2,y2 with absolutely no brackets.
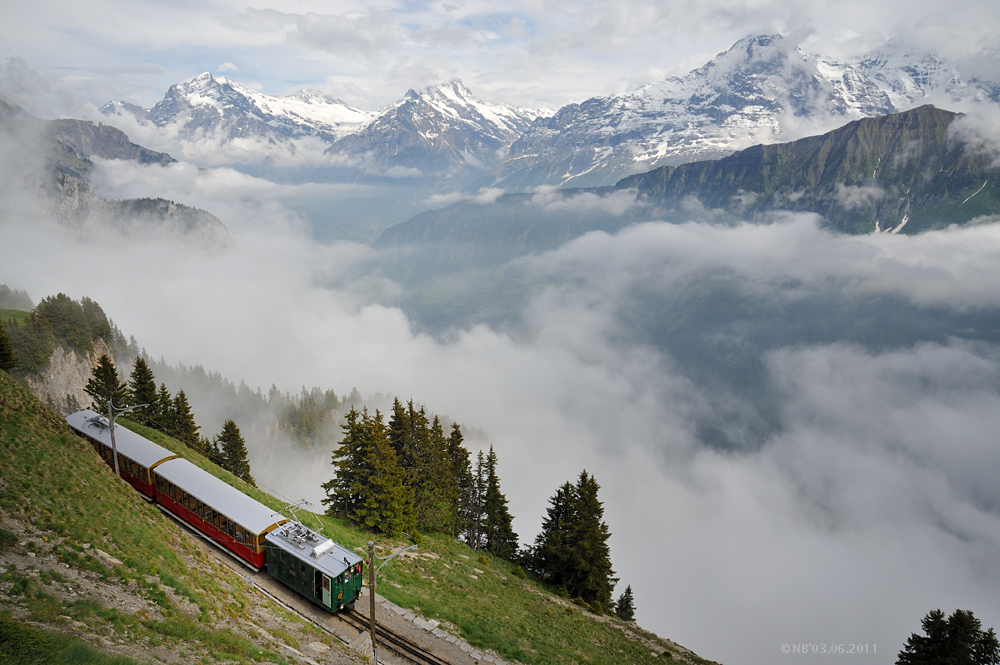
84,354,128,415
463,450,488,549
171,390,201,450
413,416,459,534
323,407,366,519
531,470,617,610
897,609,999,665
153,383,174,432
615,585,636,621
481,446,518,559
215,419,255,486
128,357,157,425
324,408,415,537
447,422,475,539
0,324,17,372
356,409,415,537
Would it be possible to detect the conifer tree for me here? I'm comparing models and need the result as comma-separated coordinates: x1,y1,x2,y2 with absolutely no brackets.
153,383,174,432
897,609,999,665
323,407,365,519
84,354,128,415
323,408,415,537
357,409,415,536
463,450,487,549
481,446,518,559
128,357,157,425
171,390,201,450
413,416,459,534
215,419,255,486
0,324,17,372
531,470,617,610
447,422,475,539
615,585,636,622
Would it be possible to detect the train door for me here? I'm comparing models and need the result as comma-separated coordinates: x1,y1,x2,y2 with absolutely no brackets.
321,574,332,608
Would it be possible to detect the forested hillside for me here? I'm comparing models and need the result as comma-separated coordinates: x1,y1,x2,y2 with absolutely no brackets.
0,311,715,665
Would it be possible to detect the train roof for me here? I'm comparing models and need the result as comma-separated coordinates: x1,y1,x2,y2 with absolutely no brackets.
67,409,177,469
265,521,363,580
154,457,286,535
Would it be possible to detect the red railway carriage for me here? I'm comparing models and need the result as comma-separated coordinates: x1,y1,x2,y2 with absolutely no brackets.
153,458,286,568
67,409,177,498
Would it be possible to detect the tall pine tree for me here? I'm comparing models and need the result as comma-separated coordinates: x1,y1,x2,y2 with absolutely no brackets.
215,419,255,486
481,446,518,559
171,390,201,451
615,585,636,622
128,357,157,425
323,408,415,537
447,422,475,540
84,354,128,415
531,470,617,611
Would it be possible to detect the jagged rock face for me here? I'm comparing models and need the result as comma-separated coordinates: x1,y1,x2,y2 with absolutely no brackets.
49,120,175,173
495,35,896,190
328,80,544,176
103,72,374,143
26,339,111,414
45,174,232,250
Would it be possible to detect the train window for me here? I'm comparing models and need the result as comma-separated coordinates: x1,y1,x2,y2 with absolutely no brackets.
212,511,220,527
323,577,330,591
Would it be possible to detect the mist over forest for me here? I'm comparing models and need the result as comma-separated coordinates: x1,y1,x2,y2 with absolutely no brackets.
4,46,1000,665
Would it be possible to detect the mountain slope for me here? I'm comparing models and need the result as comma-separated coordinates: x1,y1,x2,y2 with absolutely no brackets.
377,105,1000,265
618,104,1000,234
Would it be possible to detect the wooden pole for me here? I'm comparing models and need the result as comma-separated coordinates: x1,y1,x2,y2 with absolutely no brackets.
368,540,377,664
107,401,121,478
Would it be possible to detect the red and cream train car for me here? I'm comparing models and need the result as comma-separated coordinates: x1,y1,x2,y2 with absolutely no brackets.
67,410,286,569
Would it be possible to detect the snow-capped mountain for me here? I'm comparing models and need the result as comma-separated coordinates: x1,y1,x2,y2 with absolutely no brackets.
494,34,898,190
852,42,1000,110
327,80,546,176
101,72,374,143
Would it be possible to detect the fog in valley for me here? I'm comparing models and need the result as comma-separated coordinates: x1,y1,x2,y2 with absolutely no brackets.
4,111,1000,664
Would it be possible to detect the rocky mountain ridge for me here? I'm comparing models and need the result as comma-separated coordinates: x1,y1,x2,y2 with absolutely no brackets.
97,34,1000,191
376,105,1000,265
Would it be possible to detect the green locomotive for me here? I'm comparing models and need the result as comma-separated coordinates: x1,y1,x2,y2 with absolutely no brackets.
264,521,364,612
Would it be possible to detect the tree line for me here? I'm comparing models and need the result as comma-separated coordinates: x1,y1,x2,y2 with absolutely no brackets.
321,397,634,619
84,353,255,487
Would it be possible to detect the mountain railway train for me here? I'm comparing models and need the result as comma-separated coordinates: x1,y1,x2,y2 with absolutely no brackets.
66,409,364,613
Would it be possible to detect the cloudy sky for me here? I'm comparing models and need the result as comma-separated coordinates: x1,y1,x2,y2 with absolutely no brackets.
4,2,1000,665
3,0,1000,113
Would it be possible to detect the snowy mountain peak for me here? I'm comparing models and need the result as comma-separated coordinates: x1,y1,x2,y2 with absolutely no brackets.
327,78,544,178
101,72,375,145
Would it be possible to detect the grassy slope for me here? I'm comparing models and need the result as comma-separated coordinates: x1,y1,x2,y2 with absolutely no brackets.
1,370,715,664
0,309,30,325
0,370,345,665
